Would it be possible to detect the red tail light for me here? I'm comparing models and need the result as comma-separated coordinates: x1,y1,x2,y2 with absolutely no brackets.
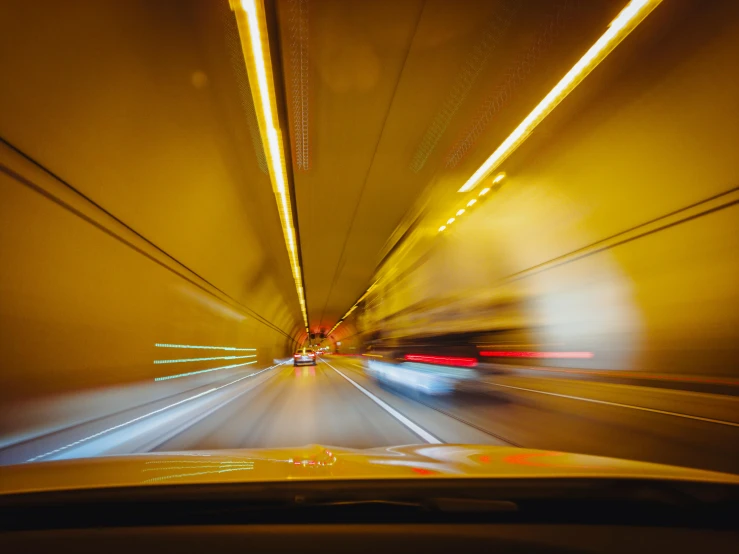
479,351,593,359
294,354,300,358
404,354,477,367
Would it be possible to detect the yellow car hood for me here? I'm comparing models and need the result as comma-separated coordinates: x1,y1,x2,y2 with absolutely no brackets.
2,444,737,496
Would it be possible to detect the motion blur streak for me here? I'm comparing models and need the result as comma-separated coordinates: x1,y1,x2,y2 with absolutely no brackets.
153,355,256,365
404,355,478,368
26,361,288,462
1,0,739,478
154,360,257,381
457,0,661,192
155,344,257,351
26,388,217,462
488,382,739,428
480,351,594,359
231,0,309,330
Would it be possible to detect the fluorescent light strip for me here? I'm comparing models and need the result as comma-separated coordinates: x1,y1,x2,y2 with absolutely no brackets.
328,282,379,336
438,173,503,233
154,360,257,381
232,0,309,327
153,355,256,365
155,343,256,351
458,0,661,192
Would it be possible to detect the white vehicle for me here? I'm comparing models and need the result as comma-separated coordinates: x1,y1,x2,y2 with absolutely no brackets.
293,347,317,366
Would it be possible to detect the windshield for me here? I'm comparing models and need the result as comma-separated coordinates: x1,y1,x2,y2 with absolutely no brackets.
0,0,738,487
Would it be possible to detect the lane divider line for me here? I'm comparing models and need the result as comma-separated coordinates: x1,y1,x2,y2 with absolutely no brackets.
321,359,442,444
26,360,291,462
154,360,257,381
488,382,739,428
139,366,285,451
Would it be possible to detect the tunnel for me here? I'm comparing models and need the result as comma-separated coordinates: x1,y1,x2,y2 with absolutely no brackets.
1,0,738,475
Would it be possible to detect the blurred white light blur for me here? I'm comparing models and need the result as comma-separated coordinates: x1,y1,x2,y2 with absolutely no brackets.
154,360,258,381
456,209,465,216
466,199,477,207
154,354,256,365
438,225,447,232
447,217,455,225
479,187,491,196
457,0,661,193
155,343,256,351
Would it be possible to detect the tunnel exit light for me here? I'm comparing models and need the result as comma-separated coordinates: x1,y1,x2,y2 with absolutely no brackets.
457,0,661,193
231,0,309,328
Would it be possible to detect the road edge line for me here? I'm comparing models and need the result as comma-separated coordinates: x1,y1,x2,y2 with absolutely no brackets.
321,359,442,444
488,382,739,427
26,360,291,462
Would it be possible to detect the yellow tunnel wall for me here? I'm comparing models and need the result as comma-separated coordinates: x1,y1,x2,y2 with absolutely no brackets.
363,4,739,377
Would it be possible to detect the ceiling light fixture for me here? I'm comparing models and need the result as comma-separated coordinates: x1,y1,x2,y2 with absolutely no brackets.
457,0,661,193
231,0,309,328
328,282,379,336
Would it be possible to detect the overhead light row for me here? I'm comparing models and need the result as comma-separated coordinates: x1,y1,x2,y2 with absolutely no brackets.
328,282,379,336
457,0,661,193
438,173,503,233
231,0,309,328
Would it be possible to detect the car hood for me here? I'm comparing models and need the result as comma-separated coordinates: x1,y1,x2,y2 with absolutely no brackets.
1,444,737,495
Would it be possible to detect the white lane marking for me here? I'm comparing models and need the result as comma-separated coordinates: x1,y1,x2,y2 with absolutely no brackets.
141,367,285,450
155,360,256,381
321,359,442,444
26,360,290,462
488,382,739,428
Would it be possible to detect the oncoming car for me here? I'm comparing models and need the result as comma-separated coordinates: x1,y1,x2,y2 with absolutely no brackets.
294,347,317,366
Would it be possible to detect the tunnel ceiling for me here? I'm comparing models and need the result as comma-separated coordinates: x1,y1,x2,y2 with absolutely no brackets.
273,0,624,336
0,0,631,344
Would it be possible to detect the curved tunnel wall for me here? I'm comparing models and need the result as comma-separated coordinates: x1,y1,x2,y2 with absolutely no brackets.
362,2,739,377
0,143,301,403
0,0,304,404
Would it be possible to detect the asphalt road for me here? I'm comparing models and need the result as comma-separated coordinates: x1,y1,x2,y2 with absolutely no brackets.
2,356,738,474
155,356,739,474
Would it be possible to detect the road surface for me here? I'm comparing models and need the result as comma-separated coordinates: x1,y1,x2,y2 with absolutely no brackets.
1,356,738,474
